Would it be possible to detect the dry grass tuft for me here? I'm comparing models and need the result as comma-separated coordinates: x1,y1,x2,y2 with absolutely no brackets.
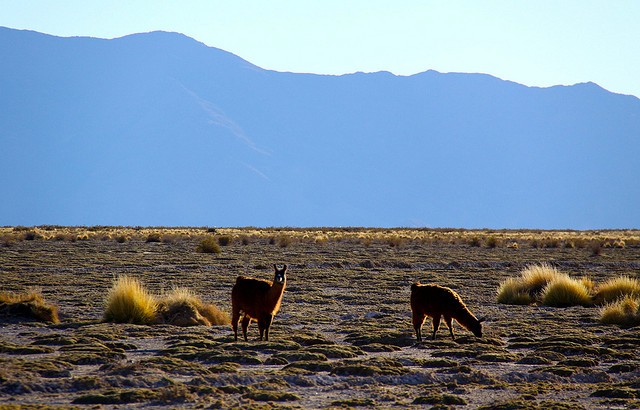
594,276,640,305
196,236,221,254
496,278,532,305
104,276,158,324
541,276,593,307
104,278,228,327
157,288,229,326
497,263,566,305
600,296,640,327
520,263,566,296
0,291,60,323
497,264,595,307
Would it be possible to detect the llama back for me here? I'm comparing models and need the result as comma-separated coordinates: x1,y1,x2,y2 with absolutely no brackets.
411,283,472,318
232,276,273,317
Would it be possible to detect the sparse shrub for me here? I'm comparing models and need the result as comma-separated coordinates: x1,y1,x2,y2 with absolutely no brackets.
594,276,640,305
240,235,251,245
23,231,41,241
1,234,17,247
217,235,232,246
386,235,405,247
600,296,640,327
104,276,157,324
196,236,221,254
115,235,128,243
161,234,180,244
485,236,499,248
468,237,482,247
541,276,593,307
146,233,162,243
278,235,292,248
590,241,603,256
0,291,59,323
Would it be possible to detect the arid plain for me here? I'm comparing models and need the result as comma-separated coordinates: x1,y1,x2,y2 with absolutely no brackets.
1,227,640,409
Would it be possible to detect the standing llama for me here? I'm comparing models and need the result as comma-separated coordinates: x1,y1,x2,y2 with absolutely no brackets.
410,282,485,341
231,264,287,342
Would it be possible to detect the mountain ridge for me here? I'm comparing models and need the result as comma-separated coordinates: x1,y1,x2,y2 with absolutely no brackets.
1,27,639,228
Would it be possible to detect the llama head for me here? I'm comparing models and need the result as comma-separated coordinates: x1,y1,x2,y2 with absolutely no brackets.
273,264,287,284
471,316,487,337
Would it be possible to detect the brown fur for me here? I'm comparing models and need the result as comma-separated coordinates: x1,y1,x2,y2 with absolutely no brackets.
410,282,485,341
231,264,287,341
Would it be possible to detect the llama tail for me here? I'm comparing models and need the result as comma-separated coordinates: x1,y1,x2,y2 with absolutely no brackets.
411,282,420,291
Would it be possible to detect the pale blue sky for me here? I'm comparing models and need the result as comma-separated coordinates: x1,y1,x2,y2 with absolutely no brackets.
1,1,639,97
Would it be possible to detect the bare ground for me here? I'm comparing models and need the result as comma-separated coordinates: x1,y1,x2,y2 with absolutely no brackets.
1,227,640,409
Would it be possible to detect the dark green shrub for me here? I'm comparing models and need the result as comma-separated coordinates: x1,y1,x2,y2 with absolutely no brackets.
197,237,221,254
278,235,292,248
146,233,162,243
486,236,499,248
217,235,232,246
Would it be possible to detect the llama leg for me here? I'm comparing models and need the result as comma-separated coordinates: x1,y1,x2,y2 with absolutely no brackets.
257,318,265,341
444,316,455,340
231,308,240,342
263,314,273,341
241,316,251,342
432,315,441,340
412,313,426,342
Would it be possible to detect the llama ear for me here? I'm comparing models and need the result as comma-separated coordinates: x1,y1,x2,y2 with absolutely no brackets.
282,264,287,271
478,316,487,323
273,264,278,271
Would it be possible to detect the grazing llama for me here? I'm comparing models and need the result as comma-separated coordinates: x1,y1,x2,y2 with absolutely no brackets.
410,282,485,341
231,264,287,341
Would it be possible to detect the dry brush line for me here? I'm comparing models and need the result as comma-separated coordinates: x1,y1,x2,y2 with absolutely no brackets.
104,276,229,326
497,263,594,307
497,264,640,326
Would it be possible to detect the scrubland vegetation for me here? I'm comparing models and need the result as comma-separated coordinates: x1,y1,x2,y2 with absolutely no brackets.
1,226,640,408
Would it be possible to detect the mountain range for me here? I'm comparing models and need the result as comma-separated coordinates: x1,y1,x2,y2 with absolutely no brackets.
1,27,639,228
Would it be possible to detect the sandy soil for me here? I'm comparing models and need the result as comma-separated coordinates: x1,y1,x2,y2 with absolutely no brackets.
1,227,639,409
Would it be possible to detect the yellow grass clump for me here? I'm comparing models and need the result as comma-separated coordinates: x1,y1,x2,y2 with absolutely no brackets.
594,276,640,305
0,291,60,324
104,277,228,327
496,278,532,305
497,263,595,307
541,275,593,307
104,276,158,324
600,296,640,327
497,263,566,305
157,287,229,326
519,263,566,295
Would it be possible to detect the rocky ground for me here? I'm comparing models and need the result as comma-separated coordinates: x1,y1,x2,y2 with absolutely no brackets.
1,227,639,409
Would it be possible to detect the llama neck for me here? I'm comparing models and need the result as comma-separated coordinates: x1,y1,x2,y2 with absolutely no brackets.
267,281,286,312
454,306,478,331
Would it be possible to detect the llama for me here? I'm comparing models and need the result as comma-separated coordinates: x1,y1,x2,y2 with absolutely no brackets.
410,282,485,341
231,264,287,342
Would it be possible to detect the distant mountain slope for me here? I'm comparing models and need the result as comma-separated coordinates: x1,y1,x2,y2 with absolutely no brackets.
1,27,639,228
